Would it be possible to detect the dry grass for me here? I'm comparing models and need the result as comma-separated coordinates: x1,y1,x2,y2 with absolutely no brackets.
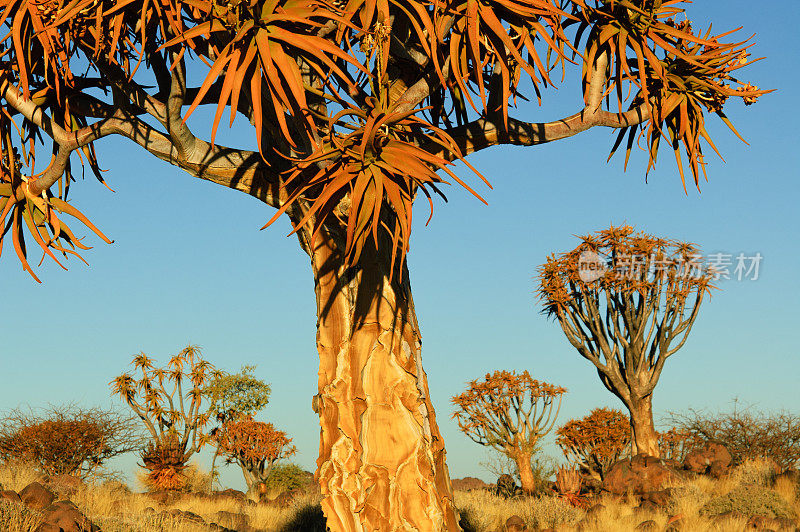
1,458,798,531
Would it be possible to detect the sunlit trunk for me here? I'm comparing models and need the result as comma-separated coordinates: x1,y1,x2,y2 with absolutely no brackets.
512,449,535,493
629,395,660,458
310,230,460,531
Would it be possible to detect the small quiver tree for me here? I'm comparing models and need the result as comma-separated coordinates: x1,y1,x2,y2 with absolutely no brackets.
110,345,214,491
556,407,630,480
213,417,297,498
204,365,272,489
538,225,714,457
452,370,566,493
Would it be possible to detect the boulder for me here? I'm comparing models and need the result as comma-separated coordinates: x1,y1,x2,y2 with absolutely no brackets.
585,503,605,518
146,489,183,506
683,443,732,478
635,500,660,514
495,474,518,498
635,520,658,531
504,515,527,531
0,490,21,503
271,490,295,508
19,482,57,510
211,488,247,503
164,508,205,524
746,515,798,531
602,454,682,495
642,488,673,507
36,500,100,532
451,477,490,492
214,510,250,530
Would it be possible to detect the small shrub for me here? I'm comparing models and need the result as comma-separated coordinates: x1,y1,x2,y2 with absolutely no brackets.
0,405,141,478
264,463,312,494
700,485,795,519
731,458,779,487
668,405,800,469
528,495,584,529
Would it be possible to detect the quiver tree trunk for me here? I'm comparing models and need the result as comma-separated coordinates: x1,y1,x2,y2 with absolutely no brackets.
308,228,460,531
511,449,536,493
629,395,659,458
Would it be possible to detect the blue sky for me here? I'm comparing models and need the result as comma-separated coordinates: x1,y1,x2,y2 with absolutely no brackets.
2,1,798,488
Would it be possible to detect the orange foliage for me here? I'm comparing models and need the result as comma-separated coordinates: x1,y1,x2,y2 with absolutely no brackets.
556,408,631,480
451,370,566,456
0,0,768,280
213,417,297,487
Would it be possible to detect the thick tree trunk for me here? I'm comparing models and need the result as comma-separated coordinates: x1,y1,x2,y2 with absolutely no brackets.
629,395,660,457
511,449,535,493
310,231,460,531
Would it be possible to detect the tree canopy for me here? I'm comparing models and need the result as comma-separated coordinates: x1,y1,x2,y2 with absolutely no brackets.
0,0,767,281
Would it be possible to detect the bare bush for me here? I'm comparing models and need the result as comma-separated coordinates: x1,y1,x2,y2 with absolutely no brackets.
0,404,142,478
668,405,800,469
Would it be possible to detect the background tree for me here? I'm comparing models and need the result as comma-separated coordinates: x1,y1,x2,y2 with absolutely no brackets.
452,370,565,492
0,405,142,478
213,416,297,497
556,407,630,480
204,365,272,490
110,346,214,491
0,0,766,526
538,225,714,457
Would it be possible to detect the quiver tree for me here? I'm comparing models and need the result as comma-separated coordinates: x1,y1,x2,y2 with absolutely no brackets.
110,346,214,490
0,405,142,478
556,407,630,480
213,416,297,496
204,365,272,490
0,0,767,526
452,370,565,492
538,225,714,457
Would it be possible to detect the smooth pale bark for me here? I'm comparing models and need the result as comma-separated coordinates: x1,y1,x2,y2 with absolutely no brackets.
512,449,536,493
309,230,460,532
629,395,660,458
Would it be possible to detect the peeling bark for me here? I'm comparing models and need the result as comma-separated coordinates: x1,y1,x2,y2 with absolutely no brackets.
629,395,660,458
309,231,460,531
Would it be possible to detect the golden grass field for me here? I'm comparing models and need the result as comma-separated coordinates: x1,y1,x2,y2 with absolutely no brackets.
1,458,798,531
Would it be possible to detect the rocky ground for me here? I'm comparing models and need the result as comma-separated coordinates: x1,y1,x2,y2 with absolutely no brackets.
1,443,799,531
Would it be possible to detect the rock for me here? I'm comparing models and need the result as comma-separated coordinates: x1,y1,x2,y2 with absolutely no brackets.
635,500,660,514
0,490,21,503
164,508,205,524
214,510,250,530
146,489,183,506
495,474,518,498
36,500,100,532
211,488,247,503
271,490,295,508
683,442,732,478
504,514,527,531
746,515,798,531
602,454,683,495
665,514,686,531
19,482,57,510
635,520,658,531
642,488,673,507
451,477,490,492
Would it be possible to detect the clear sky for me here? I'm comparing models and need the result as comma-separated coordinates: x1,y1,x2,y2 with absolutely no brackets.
2,0,798,489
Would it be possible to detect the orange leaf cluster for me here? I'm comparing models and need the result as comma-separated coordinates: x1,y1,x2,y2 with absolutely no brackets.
538,224,713,319
556,407,630,479
451,370,566,455
213,417,296,472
